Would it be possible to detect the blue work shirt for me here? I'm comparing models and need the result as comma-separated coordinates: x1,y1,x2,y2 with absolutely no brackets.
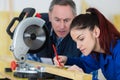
66,39,120,80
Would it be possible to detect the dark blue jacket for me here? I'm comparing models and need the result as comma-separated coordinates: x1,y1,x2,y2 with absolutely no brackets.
27,13,81,61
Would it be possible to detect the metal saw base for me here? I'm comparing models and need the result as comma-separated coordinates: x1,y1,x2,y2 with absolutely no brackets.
13,71,54,80
14,72,40,78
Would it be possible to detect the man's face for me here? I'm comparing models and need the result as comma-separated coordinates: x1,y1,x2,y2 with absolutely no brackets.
49,5,75,38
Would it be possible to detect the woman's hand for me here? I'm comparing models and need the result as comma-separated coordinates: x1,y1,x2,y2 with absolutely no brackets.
67,65,84,73
53,56,67,68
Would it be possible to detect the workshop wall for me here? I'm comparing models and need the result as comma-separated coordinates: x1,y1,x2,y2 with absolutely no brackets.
0,12,11,56
0,1,120,80
82,0,120,31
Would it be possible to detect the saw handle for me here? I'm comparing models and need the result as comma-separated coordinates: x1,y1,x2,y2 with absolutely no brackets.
6,8,35,39
6,17,19,39
19,7,35,21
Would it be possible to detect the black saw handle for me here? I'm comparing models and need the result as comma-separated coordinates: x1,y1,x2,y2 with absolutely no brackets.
6,8,35,39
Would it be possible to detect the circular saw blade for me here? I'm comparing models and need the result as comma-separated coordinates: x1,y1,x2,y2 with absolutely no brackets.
23,25,46,51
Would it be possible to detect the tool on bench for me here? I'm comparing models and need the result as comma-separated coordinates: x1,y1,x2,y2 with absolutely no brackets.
6,7,49,80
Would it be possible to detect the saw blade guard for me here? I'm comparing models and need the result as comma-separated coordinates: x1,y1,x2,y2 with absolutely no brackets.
10,17,47,63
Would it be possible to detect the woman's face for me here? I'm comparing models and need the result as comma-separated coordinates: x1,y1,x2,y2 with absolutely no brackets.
70,27,100,56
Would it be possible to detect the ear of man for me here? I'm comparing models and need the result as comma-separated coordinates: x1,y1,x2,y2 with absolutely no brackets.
48,12,52,22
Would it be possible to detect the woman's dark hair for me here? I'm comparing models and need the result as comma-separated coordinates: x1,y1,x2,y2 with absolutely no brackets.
70,8,120,55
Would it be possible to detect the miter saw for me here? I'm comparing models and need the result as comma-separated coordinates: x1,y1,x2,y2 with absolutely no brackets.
6,8,49,79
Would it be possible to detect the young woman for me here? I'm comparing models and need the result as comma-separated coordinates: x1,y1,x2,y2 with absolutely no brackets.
53,8,120,80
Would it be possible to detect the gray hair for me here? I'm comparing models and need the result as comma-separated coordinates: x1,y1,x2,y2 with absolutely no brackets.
49,0,76,15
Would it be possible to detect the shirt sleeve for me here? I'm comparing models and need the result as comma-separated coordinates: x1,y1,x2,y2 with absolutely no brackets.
66,54,100,73
115,53,120,80
113,40,120,80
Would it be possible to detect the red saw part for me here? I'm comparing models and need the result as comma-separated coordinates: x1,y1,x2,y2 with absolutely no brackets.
11,60,18,70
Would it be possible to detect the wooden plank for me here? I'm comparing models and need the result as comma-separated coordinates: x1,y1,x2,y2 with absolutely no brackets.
0,54,26,80
0,60,26,80
0,55,92,80
26,60,92,80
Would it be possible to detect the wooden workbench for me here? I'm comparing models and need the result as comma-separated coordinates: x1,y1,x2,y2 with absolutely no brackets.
0,54,92,80
0,54,26,80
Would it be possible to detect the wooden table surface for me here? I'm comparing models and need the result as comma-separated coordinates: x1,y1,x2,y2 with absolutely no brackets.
0,54,27,80
0,54,92,80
